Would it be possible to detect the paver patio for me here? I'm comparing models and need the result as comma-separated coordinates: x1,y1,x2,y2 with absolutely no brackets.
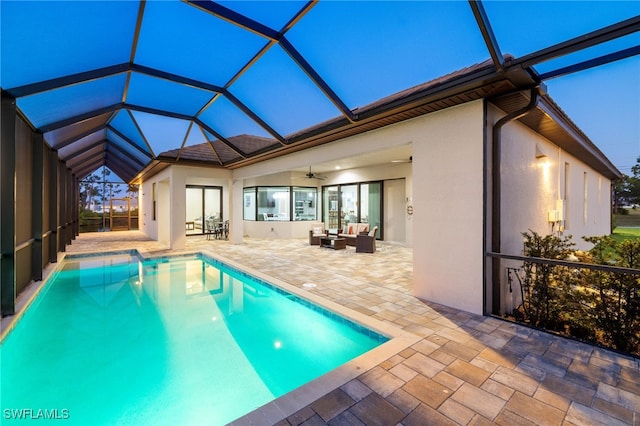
9,231,639,426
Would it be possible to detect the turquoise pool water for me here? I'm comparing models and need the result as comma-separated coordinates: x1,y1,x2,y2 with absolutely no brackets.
1,253,387,425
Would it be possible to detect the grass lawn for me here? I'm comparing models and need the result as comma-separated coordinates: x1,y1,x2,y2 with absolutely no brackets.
612,227,640,244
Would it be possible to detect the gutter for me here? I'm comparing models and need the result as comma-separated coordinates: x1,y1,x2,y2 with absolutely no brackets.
490,87,541,315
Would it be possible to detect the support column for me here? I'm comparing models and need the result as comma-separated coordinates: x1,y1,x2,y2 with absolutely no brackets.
32,132,44,281
1,95,16,315
48,150,58,263
230,178,243,244
58,161,66,252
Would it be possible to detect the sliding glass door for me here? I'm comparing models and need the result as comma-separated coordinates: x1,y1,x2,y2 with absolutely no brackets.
186,186,222,235
360,182,381,236
322,182,382,238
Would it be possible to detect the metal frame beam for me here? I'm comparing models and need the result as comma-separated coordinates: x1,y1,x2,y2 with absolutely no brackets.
61,141,106,163
106,125,153,160
47,126,107,151
47,148,58,264
469,0,504,73
186,0,281,40
32,132,44,280
40,104,122,133
194,118,247,159
279,37,355,122
1,95,17,315
74,157,106,180
6,63,130,98
508,15,640,70
538,45,640,80
223,91,285,144
106,141,148,169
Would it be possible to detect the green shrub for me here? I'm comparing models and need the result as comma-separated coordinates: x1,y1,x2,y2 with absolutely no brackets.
517,231,640,356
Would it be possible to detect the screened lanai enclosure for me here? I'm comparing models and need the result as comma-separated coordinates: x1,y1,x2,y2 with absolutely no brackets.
1,1,639,317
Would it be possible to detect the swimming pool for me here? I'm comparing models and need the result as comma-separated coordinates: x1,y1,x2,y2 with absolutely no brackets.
1,252,389,425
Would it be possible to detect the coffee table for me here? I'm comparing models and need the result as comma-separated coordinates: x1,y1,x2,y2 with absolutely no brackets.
319,236,346,250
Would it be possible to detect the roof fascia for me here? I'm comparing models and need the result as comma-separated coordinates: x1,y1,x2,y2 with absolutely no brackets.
536,96,621,179
129,160,170,184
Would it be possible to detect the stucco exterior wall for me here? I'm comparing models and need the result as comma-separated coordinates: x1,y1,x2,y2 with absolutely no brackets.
411,101,485,315
488,104,613,314
491,104,612,256
140,166,231,249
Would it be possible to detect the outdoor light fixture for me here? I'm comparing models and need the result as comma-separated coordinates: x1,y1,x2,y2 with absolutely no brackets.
535,144,547,159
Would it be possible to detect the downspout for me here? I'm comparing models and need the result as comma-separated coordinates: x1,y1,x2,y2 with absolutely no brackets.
490,87,541,315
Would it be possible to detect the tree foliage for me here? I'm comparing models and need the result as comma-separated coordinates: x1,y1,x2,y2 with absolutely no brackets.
79,168,127,212
517,231,640,357
614,157,640,208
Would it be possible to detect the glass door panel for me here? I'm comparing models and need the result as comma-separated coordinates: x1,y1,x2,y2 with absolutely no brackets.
186,186,222,236
186,187,203,235
340,184,358,229
323,186,339,233
204,188,221,222
360,182,381,238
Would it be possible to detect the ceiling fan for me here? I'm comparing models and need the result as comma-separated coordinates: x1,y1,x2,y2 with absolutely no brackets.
391,155,412,164
299,166,326,180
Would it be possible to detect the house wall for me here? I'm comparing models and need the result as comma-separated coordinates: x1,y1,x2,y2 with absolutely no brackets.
137,99,613,317
239,164,411,241
492,104,612,255
488,104,613,314
234,139,413,244
411,101,485,315
140,166,231,249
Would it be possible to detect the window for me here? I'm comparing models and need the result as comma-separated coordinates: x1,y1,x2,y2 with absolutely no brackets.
583,172,588,224
257,187,289,221
293,187,317,221
152,182,156,221
243,187,256,221
244,186,317,221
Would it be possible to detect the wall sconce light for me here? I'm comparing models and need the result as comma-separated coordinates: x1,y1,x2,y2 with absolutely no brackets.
535,144,547,159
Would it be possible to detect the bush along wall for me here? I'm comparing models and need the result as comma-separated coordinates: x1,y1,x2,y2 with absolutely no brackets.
517,230,640,357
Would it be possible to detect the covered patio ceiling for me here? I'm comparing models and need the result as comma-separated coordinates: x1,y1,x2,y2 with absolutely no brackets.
1,1,638,183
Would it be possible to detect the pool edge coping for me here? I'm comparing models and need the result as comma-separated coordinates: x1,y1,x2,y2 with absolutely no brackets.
193,248,421,426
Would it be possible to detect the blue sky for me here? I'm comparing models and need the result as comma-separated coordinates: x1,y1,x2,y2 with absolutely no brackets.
280,0,640,174
217,0,640,174
2,0,638,177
